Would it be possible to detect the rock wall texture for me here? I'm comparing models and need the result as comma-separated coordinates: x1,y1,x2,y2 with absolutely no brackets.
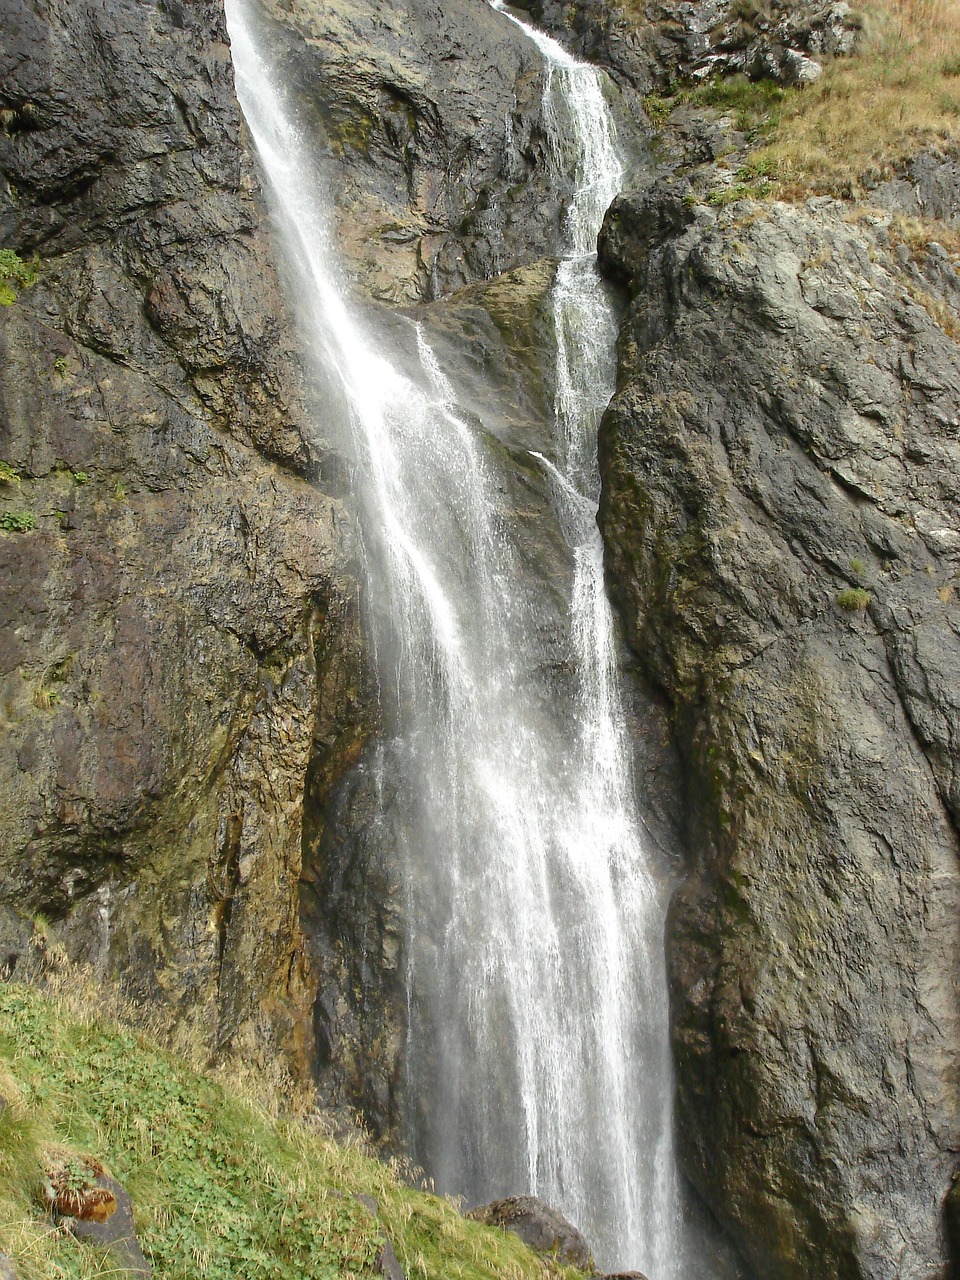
0,0,368,1074
597,148,960,1280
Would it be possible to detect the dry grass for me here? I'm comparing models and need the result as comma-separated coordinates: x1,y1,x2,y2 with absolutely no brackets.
752,0,960,193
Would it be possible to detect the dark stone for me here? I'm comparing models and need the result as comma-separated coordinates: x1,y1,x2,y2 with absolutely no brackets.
352,1192,406,1279
0,1252,19,1280
468,1196,593,1270
377,1236,406,1280
69,1176,150,1278
0,0,365,1085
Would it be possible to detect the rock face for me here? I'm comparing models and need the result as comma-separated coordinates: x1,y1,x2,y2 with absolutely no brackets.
509,0,859,92
0,0,630,1131
598,177,960,1278
251,0,572,303
468,1196,594,1271
0,0,366,1072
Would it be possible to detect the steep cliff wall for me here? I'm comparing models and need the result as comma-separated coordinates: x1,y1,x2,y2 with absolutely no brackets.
0,0,656,1139
0,0,368,1074
584,8,960,1276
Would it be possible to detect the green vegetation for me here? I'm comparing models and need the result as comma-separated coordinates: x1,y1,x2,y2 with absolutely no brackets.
638,0,960,198
0,461,21,486
0,512,35,532
0,980,581,1280
707,179,775,206
34,656,75,711
72,472,89,485
0,248,38,306
837,587,872,610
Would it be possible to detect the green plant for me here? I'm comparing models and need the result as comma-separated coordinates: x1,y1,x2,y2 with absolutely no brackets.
53,356,68,376
837,587,871,610
34,655,75,710
0,981,583,1280
0,249,38,306
642,92,674,128
72,471,89,485
0,512,35,532
113,481,126,501
0,461,20,486
707,179,774,206
850,557,867,576
737,154,778,180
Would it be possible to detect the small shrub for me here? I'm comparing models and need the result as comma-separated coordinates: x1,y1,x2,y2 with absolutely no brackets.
53,356,67,376
642,92,674,128
849,557,867,576
837,587,871,610
0,248,38,306
0,511,35,532
72,471,89,484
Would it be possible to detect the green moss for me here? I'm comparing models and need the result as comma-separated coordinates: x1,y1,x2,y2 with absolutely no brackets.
328,110,376,156
0,461,21,486
0,982,582,1280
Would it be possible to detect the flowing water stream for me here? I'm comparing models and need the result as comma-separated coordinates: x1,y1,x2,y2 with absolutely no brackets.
226,1,684,1272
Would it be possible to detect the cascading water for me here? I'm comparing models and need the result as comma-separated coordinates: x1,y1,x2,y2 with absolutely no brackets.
225,0,684,1273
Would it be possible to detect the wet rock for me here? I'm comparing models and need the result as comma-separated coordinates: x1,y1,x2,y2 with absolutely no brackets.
598,182,960,1279
250,0,571,302
0,1253,18,1280
68,1175,150,1278
468,1196,593,1270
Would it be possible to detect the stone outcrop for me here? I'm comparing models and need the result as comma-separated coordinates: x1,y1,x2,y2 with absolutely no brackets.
597,175,960,1278
468,1196,594,1271
509,0,859,92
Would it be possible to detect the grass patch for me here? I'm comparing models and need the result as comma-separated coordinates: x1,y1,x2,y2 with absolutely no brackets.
837,587,872,610
0,980,582,1280
638,0,960,197
734,0,960,194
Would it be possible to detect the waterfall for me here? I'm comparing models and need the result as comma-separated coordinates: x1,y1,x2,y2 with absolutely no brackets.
225,0,683,1273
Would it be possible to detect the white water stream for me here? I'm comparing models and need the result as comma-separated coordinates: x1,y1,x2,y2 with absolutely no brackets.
226,0,683,1272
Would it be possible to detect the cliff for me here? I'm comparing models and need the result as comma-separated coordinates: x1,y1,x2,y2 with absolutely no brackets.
0,0,377,1077
586,4,960,1277
2,0,959,1277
